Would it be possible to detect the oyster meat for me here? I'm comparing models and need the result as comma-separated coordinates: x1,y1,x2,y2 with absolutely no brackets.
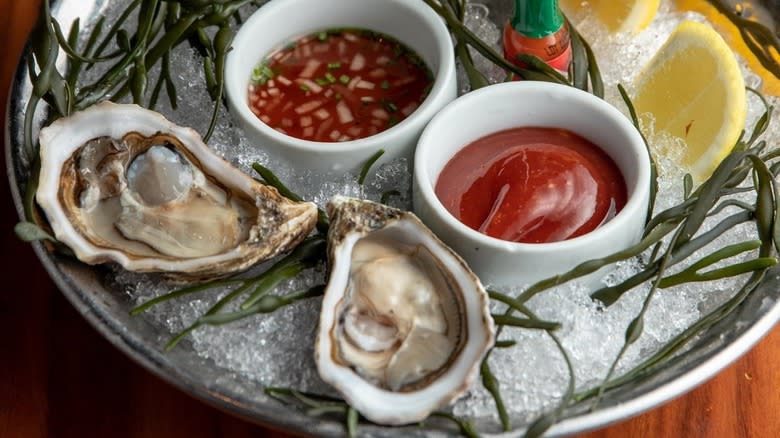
36,102,317,280
315,196,495,425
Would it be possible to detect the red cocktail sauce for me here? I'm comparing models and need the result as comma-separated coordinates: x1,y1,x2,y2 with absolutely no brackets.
435,127,627,244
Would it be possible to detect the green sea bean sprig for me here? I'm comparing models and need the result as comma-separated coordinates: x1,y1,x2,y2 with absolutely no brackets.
265,388,366,438
131,234,327,351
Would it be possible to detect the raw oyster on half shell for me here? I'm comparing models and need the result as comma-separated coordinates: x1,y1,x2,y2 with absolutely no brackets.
315,196,495,425
35,102,317,280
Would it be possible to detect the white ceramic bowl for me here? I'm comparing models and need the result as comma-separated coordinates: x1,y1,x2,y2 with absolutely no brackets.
413,82,651,288
226,0,457,179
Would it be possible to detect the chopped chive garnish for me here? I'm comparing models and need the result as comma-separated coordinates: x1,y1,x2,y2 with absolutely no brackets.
328,62,341,69
388,114,399,127
339,74,350,84
325,72,337,83
251,64,274,85
380,80,390,90
315,77,328,86
300,84,310,92
317,31,328,41
380,99,398,113
251,67,263,82
335,93,342,100
260,65,275,79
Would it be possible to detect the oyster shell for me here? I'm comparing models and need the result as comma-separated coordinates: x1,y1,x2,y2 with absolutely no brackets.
315,196,495,425
36,102,318,280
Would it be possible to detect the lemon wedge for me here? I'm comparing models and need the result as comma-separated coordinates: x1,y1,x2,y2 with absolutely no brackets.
632,20,746,182
560,0,660,33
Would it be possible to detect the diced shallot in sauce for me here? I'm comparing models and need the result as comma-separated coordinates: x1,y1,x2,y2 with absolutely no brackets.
336,100,355,124
247,28,433,142
393,76,416,87
300,59,321,78
401,102,419,116
347,76,361,90
314,109,330,120
294,100,324,115
296,78,322,93
368,68,386,79
355,80,375,90
316,118,334,138
350,53,366,71
371,108,389,120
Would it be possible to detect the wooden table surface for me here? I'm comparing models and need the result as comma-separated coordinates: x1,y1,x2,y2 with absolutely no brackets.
2,2,779,437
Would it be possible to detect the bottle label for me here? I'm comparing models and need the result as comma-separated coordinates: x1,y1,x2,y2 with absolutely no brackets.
544,26,570,58
503,21,572,73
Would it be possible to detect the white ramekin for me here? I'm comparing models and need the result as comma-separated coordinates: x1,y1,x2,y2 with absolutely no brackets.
226,0,457,180
413,82,651,288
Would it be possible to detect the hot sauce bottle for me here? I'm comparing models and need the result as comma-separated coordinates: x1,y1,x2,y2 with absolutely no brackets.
503,0,572,74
